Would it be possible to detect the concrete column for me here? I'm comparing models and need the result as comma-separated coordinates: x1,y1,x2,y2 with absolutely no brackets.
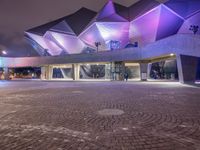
177,55,199,83
41,67,45,80
4,67,10,80
48,66,53,80
105,63,111,80
72,64,80,80
147,63,152,79
112,62,125,81
140,63,148,81
41,66,53,80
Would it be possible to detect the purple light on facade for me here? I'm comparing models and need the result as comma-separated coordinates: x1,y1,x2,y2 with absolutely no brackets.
129,4,184,46
129,6,161,46
26,32,63,56
97,0,115,20
80,22,129,50
49,31,86,54
156,5,184,40
79,23,106,50
179,12,200,34
96,22,130,48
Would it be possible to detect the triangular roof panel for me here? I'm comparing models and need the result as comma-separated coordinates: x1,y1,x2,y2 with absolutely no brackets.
164,0,200,19
27,19,62,36
26,32,63,56
50,21,75,35
27,7,96,36
156,5,184,40
79,23,106,49
114,3,129,20
97,0,116,20
129,0,160,21
64,7,97,35
179,12,200,34
129,6,161,46
48,31,85,54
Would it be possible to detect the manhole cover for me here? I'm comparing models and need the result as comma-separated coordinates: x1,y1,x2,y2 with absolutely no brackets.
98,109,124,116
72,91,84,94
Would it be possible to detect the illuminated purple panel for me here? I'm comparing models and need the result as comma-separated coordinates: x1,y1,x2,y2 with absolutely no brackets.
26,32,63,56
79,23,106,50
50,21,75,35
97,0,115,20
164,0,200,19
26,37,46,56
156,5,184,40
179,12,200,34
49,31,86,54
96,22,130,48
129,6,161,46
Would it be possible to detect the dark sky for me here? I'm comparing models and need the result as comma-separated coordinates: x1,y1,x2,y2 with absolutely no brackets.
0,0,167,57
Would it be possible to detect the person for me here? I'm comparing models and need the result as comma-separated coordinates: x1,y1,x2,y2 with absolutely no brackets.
124,73,129,81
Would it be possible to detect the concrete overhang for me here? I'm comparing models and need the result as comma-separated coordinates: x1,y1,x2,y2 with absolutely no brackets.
0,34,200,68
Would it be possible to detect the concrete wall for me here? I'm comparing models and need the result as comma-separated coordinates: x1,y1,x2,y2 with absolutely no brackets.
177,55,199,83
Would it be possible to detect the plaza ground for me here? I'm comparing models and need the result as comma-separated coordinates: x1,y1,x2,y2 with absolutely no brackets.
0,81,200,150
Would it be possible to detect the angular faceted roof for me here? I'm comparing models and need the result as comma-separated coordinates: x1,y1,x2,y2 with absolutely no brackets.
25,0,200,57
27,7,97,36
50,21,75,36
129,4,184,46
129,0,160,21
26,32,63,56
63,8,97,35
79,1,130,51
156,5,184,40
27,19,63,36
113,3,129,20
164,0,200,19
94,1,128,22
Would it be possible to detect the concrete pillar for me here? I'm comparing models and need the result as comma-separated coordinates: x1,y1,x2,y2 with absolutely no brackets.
177,55,199,83
105,63,111,80
140,63,148,81
72,64,80,80
4,67,10,80
41,66,53,80
112,62,125,81
147,63,152,79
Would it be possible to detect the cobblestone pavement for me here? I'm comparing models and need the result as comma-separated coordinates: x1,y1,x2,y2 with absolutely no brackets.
0,81,200,150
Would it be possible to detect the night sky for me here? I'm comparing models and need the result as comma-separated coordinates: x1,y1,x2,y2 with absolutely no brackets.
0,0,167,57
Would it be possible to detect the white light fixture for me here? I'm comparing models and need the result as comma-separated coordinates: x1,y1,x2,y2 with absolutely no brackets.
170,53,175,56
2,50,7,55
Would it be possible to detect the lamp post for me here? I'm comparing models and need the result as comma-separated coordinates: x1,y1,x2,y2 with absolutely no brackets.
95,42,101,53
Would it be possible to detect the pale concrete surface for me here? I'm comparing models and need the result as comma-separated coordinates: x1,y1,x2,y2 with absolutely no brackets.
1,34,200,68
0,81,200,150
